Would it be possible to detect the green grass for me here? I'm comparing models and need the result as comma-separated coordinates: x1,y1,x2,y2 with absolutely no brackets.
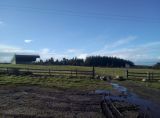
147,82,160,89
1,64,159,77
132,80,160,89
114,79,160,89
0,75,112,90
0,64,160,90
0,64,159,79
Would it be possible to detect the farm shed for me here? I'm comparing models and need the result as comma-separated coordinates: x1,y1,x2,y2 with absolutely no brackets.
11,54,40,64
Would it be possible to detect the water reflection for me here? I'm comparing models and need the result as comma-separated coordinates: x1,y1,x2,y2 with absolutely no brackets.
95,83,160,118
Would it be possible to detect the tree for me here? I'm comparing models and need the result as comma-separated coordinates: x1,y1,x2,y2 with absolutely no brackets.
34,56,134,67
153,62,160,69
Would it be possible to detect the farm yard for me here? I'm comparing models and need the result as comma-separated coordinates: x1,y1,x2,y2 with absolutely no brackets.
1,0,160,117
0,64,160,118
0,85,105,118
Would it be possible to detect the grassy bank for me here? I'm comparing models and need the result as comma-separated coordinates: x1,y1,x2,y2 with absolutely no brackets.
0,75,112,90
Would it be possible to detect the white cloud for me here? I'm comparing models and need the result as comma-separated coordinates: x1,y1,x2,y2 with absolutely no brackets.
41,48,50,54
67,49,76,53
0,44,36,62
24,40,32,43
93,40,160,65
77,53,88,59
0,44,35,53
0,44,21,53
0,44,68,62
65,48,87,59
39,48,67,60
104,36,137,49
0,45,35,54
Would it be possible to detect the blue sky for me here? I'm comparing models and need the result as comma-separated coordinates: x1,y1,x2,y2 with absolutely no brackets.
0,0,160,65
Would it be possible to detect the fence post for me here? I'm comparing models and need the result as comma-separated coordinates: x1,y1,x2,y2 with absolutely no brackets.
27,68,29,73
76,69,78,78
71,70,72,77
49,69,51,76
151,72,153,81
126,70,128,79
52,69,54,76
92,66,95,79
147,72,150,81
6,68,8,74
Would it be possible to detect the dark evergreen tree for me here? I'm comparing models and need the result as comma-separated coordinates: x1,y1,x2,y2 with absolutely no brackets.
34,56,134,67
153,62,160,69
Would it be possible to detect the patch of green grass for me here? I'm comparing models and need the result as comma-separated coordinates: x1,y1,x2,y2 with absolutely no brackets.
147,82,160,89
113,79,160,89
0,75,112,90
136,81,160,89
1,64,159,77
0,64,159,89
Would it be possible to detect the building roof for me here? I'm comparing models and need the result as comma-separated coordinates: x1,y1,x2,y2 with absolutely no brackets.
11,54,40,64
14,54,40,58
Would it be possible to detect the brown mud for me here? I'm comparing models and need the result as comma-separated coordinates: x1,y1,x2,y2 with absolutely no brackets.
0,85,104,118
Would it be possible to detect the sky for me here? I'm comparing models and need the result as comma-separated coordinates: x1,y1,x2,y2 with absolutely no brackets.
0,0,160,65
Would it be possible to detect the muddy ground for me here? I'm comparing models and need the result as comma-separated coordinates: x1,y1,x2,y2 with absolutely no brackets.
114,80,160,105
0,85,105,118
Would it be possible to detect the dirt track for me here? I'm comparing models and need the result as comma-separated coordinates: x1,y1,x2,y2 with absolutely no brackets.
0,85,105,118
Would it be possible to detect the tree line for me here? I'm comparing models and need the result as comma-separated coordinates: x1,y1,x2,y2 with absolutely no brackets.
153,62,160,69
34,56,134,67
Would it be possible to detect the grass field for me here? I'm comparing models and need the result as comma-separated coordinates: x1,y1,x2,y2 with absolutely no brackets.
0,64,160,76
0,75,112,90
0,64,160,90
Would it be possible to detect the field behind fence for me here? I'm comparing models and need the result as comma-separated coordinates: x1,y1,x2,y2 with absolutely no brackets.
0,64,160,80
0,66,95,78
126,70,160,81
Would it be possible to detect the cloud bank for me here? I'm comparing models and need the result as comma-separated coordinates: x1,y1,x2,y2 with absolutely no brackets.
92,36,160,65
0,36,160,65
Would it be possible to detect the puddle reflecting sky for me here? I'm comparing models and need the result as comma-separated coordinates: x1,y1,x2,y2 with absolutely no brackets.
95,83,160,118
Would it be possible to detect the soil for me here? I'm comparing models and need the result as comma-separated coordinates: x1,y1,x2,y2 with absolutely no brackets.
0,85,105,118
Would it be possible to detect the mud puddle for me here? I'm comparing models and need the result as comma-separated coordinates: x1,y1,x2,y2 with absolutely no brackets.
95,83,160,118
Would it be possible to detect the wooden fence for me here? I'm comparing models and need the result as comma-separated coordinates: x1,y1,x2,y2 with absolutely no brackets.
126,70,160,81
0,66,95,78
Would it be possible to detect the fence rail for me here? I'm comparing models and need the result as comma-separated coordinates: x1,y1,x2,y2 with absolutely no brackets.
126,70,160,81
0,67,95,78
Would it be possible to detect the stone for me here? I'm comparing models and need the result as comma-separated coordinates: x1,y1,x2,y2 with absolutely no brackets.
142,78,146,82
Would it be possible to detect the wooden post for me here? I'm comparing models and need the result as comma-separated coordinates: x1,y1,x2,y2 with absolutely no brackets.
76,69,78,78
52,69,54,76
126,70,128,79
49,69,51,76
6,68,8,74
71,70,72,77
27,68,29,73
147,72,150,81
92,66,95,79
151,72,153,81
